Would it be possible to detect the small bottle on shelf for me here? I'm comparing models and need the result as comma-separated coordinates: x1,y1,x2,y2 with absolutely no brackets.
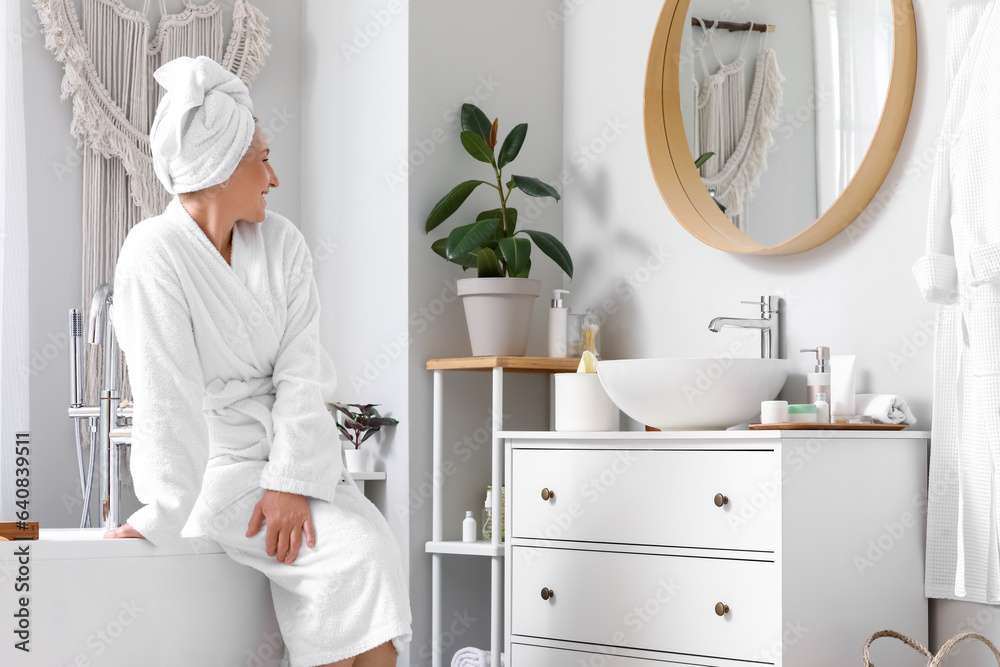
462,511,477,542
482,489,493,541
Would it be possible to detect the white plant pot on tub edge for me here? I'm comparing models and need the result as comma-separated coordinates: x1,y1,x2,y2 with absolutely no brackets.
457,277,541,356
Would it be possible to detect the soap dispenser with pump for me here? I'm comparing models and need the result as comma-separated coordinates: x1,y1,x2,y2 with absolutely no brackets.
801,347,832,405
548,289,570,357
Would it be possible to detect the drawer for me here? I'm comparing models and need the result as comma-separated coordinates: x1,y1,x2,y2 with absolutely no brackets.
511,546,779,662
510,448,779,551
511,642,726,666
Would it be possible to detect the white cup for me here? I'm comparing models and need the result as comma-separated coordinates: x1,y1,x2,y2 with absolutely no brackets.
760,400,789,424
555,373,615,431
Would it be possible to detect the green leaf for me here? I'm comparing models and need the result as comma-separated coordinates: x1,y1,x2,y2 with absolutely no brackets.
446,218,501,260
520,229,573,278
432,237,476,268
515,258,531,278
461,131,495,164
498,123,528,169
477,247,502,277
425,180,490,232
461,103,492,140
477,208,518,235
510,175,561,200
498,237,531,278
694,151,715,169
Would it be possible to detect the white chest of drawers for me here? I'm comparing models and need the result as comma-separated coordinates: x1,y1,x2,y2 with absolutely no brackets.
503,430,929,667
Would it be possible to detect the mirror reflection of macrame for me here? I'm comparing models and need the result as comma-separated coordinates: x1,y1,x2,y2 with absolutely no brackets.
692,19,784,234
34,0,270,490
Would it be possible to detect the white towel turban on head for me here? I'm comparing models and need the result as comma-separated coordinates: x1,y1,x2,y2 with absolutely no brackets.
150,55,256,195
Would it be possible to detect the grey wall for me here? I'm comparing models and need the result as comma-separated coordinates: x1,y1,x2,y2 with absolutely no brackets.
406,2,564,664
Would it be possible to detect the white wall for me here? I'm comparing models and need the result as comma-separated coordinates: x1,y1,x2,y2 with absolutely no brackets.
563,0,996,659
563,0,936,420
300,0,412,664
20,0,302,528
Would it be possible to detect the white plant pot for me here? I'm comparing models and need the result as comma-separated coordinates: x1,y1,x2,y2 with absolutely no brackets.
343,445,369,473
457,277,541,356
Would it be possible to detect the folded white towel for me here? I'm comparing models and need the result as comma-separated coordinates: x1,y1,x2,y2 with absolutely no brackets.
149,55,256,194
451,647,506,667
855,394,916,425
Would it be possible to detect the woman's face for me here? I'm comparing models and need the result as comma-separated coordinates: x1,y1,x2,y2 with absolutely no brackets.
224,124,279,223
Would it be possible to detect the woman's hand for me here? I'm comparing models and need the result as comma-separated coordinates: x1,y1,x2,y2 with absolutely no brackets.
246,489,316,564
103,523,146,539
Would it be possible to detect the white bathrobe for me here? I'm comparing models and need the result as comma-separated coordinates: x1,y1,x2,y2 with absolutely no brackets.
112,197,411,664
913,0,1000,604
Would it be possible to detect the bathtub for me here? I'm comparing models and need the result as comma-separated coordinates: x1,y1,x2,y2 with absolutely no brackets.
0,528,283,666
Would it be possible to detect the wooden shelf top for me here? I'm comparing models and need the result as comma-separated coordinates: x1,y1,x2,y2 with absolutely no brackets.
426,356,581,372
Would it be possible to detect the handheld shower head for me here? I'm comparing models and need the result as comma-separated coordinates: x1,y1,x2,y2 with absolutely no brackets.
69,309,85,407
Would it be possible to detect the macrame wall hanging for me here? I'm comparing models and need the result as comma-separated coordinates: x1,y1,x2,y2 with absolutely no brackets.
34,0,270,490
692,19,784,234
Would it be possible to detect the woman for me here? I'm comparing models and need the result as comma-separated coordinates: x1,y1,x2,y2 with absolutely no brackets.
103,55,411,667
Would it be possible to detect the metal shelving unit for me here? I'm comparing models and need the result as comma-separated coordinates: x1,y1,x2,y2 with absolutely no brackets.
424,356,578,667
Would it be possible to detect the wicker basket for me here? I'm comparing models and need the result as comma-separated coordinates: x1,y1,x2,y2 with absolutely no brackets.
863,629,1000,666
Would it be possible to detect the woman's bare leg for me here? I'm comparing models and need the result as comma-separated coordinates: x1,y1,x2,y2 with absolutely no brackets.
314,641,397,667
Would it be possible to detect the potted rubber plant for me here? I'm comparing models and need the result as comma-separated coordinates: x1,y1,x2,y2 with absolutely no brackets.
424,102,573,356
330,403,399,473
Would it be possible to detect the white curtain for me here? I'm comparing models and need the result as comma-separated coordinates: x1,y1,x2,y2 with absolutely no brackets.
812,0,893,214
0,0,30,522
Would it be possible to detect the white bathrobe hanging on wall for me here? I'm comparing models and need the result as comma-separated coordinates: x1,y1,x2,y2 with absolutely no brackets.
913,0,1000,605
111,197,411,663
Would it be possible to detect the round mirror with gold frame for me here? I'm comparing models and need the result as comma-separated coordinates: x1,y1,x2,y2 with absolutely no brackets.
644,0,917,255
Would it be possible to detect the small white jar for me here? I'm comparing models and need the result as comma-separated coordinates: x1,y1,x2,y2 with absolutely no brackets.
555,373,615,431
760,400,789,424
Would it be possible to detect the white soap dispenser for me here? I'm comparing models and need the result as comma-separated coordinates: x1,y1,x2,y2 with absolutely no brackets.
548,289,570,357
800,347,832,405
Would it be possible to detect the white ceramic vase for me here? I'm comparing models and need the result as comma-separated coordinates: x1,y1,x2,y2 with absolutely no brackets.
457,277,541,356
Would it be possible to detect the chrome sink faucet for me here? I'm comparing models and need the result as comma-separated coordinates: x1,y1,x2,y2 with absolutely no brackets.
708,296,781,359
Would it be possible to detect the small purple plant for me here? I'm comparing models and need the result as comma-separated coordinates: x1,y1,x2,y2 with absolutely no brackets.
330,403,399,449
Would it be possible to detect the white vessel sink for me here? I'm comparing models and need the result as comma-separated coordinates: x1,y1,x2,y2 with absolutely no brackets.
596,357,790,430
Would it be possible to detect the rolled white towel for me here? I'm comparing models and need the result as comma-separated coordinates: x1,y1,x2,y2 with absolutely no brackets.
855,394,916,425
451,647,506,667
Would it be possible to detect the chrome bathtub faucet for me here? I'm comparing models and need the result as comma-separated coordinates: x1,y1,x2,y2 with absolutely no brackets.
708,296,781,360
67,283,131,530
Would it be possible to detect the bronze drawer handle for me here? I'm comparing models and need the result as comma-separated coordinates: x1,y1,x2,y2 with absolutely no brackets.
541,587,555,601
541,488,555,501
715,602,730,616
714,493,729,507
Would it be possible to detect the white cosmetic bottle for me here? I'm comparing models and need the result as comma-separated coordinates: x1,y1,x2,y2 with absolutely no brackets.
548,289,569,357
462,511,476,542
814,392,831,423
830,355,856,420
